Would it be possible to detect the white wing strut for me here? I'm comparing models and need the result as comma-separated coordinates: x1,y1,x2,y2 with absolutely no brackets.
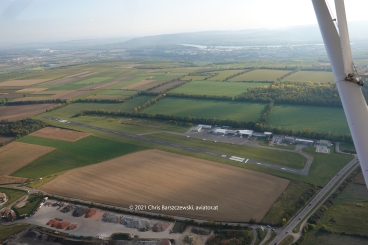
312,0,368,188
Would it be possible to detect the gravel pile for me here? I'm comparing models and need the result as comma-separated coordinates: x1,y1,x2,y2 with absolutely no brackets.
60,204,76,213
72,206,89,217
102,212,120,223
120,217,153,231
152,222,170,232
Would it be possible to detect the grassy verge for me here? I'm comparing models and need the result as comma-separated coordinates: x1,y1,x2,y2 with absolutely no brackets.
13,194,43,217
279,235,294,245
0,224,30,242
255,228,268,245
261,181,315,226
300,230,368,245
265,231,277,245
0,187,27,206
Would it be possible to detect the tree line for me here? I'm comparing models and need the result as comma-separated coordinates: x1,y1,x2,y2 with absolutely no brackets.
134,93,166,112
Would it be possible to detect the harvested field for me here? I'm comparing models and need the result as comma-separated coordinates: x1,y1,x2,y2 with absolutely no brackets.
0,79,49,86
85,209,96,218
151,80,185,92
39,150,290,222
45,77,81,86
15,88,47,93
0,104,55,121
58,90,89,99
0,176,28,185
122,80,155,90
0,142,55,177
92,81,117,90
66,224,77,230
64,71,93,78
133,80,167,91
152,222,170,232
30,127,90,142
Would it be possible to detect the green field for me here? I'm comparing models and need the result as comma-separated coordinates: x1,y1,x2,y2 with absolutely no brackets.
301,230,368,245
314,174,368,236
267,104,350,135
261,181,314,226
168,81,271,96
230,69,290,81
0,187,27,205
208,70,244,81
339,143,356,152
13,136,147,178
284,71,334,83
144,97,267,121
301,147,353,186
145,133,307,169
0,224,30,242
73,77,114,85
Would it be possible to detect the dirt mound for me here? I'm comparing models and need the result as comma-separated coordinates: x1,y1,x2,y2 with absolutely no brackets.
61,204,76,213
51,221,61,228
158,239,171,245
191,227,211,235
47,219,57,225
152,222,170,232
56,221,70,229
66,224,77,230
73,206,89,217
120,217,152,231
85,209,96,218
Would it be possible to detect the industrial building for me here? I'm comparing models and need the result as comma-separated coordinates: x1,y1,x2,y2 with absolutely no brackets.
295,138,314,145
193,124,212,132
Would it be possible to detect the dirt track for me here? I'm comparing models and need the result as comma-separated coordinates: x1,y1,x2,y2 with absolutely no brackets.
39,150,289,222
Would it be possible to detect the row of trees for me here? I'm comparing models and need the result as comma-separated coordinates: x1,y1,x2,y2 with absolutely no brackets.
75,110,353,143
224,69,254,81
276,70,298,81
134,93,166,112
261,101,274,123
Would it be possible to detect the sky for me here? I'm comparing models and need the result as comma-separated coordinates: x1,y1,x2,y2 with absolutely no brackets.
1,0,368,45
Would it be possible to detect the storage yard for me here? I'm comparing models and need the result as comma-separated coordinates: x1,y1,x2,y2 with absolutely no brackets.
39,149,290,222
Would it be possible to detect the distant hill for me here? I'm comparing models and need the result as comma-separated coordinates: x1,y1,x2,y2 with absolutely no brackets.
119,20,368,47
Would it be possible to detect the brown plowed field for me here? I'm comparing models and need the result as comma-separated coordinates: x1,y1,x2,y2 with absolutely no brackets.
151,81,185,92
0,176,28,185
0,79,49,86
31,127,90,142
0,93,25,99
0,104,56,121
0,142,55,176
39,150,289,222
122,80,155,90
13,91,71,101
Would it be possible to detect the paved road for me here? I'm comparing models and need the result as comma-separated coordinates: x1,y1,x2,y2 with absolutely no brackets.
335,142,350,155
270,156,359,245
44,117,308,175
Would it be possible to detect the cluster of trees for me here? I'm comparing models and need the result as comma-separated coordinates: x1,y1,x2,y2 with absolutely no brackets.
207,230,253,245
0,119,48,147
235,82,345,107
75,109,353,143
261,101,274,123
168,120,193,127
134,94,166,112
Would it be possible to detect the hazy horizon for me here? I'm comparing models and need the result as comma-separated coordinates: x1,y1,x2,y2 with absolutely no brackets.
1,0,368,45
